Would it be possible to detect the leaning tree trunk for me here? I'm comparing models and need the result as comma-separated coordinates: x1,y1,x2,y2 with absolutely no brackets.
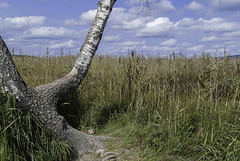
0,0,117,159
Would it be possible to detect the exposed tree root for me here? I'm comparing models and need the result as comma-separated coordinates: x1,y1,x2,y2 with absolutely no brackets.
69,130,118,161
66,127,117,161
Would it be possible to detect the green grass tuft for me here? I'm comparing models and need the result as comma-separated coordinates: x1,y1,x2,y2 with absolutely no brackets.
0,93,71,161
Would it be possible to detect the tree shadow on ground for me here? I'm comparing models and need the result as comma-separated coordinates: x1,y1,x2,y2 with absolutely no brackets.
57,92,127,130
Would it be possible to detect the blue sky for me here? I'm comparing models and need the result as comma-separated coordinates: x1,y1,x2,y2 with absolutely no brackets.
1,0,240,57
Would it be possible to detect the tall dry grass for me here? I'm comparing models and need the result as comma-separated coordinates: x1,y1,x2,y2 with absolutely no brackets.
2,52,240,160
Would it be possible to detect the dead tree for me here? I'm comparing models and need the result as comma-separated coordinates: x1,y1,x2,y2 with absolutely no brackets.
0,0,117,159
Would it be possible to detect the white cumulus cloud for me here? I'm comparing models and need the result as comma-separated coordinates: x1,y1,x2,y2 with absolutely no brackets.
175,18,196,27
112,18,147,30
109,7,150,30
224,31,240,37
64,7,149,30
160,39,176,46
187,45,204,52
187,1,204,11
157,0,175,11
0,2,11,8
80,9,97,24
0,16,45,30
201,36,219,42
198,17,239,32
103,35,120,42
49,40,75,49
64,9,97,26
24,27,74,39
137,17,175,37
64,19,82,26
113,41,145,46
176,17,239,33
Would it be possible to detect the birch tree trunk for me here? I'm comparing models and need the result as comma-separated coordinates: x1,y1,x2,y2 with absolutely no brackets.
0,0,117,159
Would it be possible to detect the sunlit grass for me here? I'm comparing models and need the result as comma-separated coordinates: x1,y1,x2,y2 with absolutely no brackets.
2,52,240,160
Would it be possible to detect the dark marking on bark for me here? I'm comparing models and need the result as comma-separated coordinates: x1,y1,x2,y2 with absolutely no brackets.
62,118,69,131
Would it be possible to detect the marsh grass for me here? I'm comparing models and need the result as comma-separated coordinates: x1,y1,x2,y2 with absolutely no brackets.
2,52,240,160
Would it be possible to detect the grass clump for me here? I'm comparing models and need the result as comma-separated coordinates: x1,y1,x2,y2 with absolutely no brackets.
0,93,71,161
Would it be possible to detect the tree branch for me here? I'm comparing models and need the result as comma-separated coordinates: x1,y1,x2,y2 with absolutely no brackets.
0,36,33,105
35,0,117,104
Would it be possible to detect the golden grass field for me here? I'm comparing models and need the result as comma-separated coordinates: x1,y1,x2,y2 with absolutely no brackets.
1,52,240,160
